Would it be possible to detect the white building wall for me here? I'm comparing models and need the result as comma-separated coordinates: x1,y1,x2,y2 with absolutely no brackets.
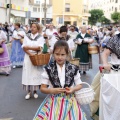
89,0,120,21
30,0,52,23
0,8,6,23
0,0,6,23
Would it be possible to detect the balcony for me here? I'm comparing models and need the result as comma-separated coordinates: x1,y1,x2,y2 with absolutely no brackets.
83,13,91,17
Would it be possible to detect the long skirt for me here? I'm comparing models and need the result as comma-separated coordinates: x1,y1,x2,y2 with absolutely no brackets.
10,40,25,66
0,43,11,74
33,93,87,120
22,54,42,92
79,55,92,71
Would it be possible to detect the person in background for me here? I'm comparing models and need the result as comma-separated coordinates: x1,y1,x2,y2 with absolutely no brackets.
0,29,11,76
75,26,94,74
10,23,25,68
115,26,120,35
22,23,44,100
68,25,78,39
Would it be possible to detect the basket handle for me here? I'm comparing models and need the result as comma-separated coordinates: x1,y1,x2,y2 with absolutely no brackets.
80,82,91,88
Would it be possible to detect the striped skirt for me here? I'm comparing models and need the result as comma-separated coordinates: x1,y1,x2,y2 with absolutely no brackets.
33,93,87,120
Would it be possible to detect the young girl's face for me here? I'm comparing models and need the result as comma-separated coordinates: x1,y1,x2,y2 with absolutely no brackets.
53,47,68,66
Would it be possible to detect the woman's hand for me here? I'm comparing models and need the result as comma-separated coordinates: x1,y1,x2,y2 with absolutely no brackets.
103,63,111,71
49,88,66,94
0,40,5,44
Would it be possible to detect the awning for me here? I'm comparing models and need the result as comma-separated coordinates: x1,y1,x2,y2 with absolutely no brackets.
11,10,25,17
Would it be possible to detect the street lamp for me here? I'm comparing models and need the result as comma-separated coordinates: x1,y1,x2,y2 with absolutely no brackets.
63,0,65,25
40,0,42,24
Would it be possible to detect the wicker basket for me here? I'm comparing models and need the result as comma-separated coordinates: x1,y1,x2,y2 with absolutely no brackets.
69,58,80,66
75,82,95,105
0,47,4,54
29,53,50,66
88,45,99,54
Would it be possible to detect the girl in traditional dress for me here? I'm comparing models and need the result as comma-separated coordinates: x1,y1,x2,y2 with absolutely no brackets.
75,26,94,74
33,40,87,120
0,30,11,76
22,23,44,100
10,23,25,68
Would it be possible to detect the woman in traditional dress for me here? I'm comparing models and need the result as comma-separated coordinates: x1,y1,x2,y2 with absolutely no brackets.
33,40,87,120
0,30,11,76
75,26,94,74
89,33,120,120
22,23,44,100
10,23,25,68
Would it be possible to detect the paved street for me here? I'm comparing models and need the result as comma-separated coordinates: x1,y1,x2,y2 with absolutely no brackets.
0,54,100,120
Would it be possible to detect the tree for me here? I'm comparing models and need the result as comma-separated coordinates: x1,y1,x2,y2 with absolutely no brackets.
100,16,111,24
88,9,104,25
111,12,120,23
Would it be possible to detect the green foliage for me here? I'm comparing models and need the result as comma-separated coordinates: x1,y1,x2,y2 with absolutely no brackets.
88,9,104,25
100,16,111,24
111,12,120,23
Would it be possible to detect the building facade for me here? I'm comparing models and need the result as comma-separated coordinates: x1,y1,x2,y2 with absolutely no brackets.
0,0,8,23
29,0,52,24
0,0,29,24
52,0,90,26
89,0,120,22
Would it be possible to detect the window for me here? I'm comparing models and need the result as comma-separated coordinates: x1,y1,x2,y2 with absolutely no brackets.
36,0,40,4
33,7,37,12
115,7,117,12
115,0,118,3
38,8,40,12
65,3,70,12
112,6,113,11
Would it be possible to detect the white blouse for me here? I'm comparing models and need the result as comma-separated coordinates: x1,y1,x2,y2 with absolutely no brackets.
12,29,25,39
22,33,45,53
110,53,120,65
0,30,7,41
41,63,82,88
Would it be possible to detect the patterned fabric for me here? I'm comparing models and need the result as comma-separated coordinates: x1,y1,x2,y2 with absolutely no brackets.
23,85,40,92
33,93,87,120
79,55,92,71
26,33,41,41
54,34,71,41
106,34,120,59
44,61,79,88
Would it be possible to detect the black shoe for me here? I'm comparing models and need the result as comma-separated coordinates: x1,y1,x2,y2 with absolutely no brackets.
83,71,86,75
6,73,9,76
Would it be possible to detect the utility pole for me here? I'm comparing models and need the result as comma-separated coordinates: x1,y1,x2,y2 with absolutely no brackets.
9,0,11,23
44,0,47,25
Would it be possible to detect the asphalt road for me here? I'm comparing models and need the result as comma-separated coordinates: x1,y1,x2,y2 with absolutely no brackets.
0,54,100,120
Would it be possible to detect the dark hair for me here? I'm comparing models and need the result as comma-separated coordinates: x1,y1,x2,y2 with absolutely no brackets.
53,40,69,54
70,25,75,29
15,23,20,28
59,26,68,33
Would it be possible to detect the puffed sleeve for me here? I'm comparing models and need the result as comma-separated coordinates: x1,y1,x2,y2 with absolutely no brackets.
38,36,45,48
1,31,7,40
22,35,28,48
41,69,49,85
74,71,82,85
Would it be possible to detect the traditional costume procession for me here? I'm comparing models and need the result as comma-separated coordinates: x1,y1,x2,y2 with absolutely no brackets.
1,21,120,120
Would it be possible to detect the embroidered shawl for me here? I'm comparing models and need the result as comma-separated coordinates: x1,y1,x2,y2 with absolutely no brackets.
106,33,120,59
44,61,79,88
